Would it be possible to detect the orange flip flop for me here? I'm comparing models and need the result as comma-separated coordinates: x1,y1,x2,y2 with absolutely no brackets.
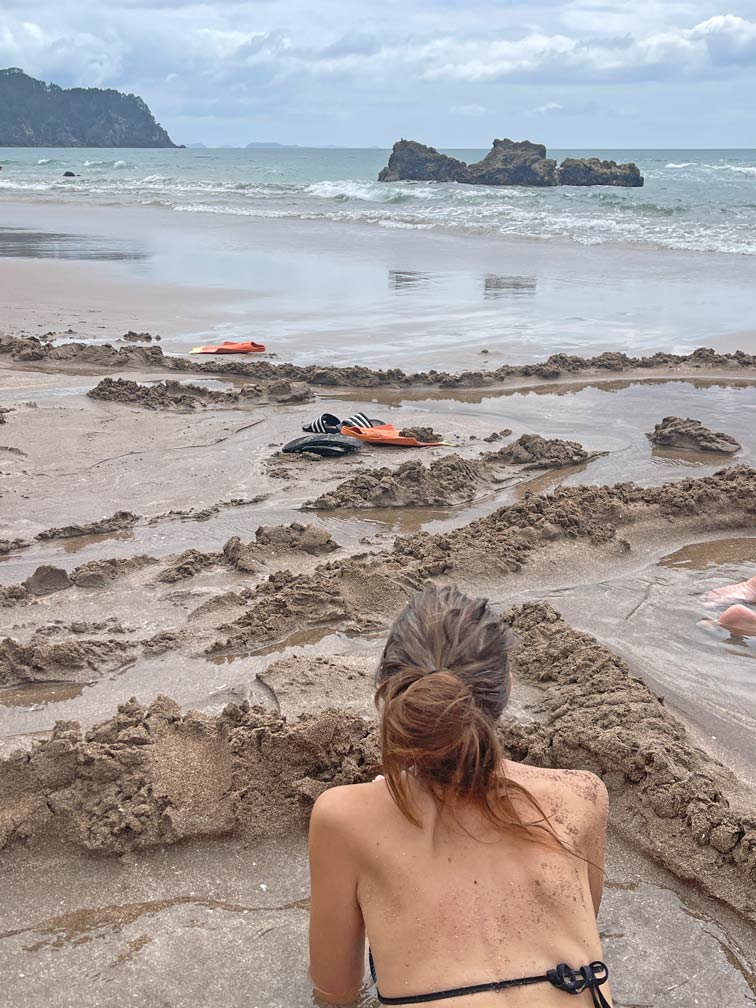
189,340,266,354
341,423,446,447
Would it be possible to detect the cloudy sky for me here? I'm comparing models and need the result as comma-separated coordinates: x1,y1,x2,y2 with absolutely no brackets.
2,0,756,147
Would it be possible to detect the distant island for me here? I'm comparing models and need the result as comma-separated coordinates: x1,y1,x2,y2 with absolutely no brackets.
379,138,643,187
0,68,176,148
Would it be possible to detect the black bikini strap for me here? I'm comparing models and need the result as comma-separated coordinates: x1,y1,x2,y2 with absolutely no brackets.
547,961,612,1008
369,952,611,1007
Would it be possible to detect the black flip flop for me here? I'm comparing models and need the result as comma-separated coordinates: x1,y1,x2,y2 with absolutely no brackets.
283,433,362,457
302,413,342,434
343,413,386,428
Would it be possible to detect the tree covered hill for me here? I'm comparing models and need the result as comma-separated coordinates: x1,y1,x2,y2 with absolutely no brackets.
0,68,176,147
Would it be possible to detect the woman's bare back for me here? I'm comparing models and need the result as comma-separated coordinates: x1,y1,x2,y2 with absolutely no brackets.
321,761,610,1008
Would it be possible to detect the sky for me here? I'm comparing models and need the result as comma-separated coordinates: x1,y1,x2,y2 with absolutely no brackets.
2,0,756,147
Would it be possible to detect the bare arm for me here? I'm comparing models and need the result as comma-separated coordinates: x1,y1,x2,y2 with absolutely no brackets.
308,788,366,1005
582,775,609,915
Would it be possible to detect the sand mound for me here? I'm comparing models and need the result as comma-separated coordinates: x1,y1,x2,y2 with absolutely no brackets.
0,584,34,608
398,426,444,442
71,555,158,588
157,525,337,583
4,333,756,389
88,376,311,409
394,464,756,575
36,511,139,541
0,635,133,687
647,416,742,454
158,549,223,584
22,566,72,597
485,433,595,468
0,698,377,853
0,538,30,555
121,331,160,342
308,437,599,509
309,455,484,509
254,522,338,555
88,377,245,410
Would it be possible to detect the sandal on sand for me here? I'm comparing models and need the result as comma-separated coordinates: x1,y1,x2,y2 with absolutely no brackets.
302,413,342,434
302,412,386,434
283,434,363,458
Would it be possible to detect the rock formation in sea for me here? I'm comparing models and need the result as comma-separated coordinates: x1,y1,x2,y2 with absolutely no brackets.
0,67,176,147
558,157,644,187
379,138,643,188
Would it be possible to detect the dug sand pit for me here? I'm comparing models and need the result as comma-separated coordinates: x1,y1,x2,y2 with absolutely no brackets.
206,556,418,654
647,416,742,454
0,635,133,687
257,655,374,718
2,609,755,928
36,511,140,541
501,602,756,922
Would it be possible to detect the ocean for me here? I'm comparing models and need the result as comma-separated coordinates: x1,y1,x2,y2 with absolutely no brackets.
2,146,756,256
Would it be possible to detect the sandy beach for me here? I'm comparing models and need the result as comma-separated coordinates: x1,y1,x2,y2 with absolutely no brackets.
2,200,756,1006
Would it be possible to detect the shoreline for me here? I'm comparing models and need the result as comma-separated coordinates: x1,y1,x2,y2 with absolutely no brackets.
1,199,755,371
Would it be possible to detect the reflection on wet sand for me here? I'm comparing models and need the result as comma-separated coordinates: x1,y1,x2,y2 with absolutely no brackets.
483,274,536,298
388,270,432,291
0,227,147,263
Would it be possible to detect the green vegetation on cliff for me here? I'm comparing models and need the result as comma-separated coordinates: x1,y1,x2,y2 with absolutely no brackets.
0,68,176,148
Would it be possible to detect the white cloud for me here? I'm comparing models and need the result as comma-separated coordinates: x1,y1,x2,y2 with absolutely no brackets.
532,102,564,113
451,103,486,116
0,1,755,143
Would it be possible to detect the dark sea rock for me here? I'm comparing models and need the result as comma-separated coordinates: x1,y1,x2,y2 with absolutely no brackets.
0,67,175,147
466,139,558,187
378,140,467,182
558,157,643,187
379,137,644,188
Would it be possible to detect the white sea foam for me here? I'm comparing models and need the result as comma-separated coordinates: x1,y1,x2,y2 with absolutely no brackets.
665,162,696,169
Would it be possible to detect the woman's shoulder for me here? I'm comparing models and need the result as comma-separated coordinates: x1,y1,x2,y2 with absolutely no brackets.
310,780,394,834
505,761,608,819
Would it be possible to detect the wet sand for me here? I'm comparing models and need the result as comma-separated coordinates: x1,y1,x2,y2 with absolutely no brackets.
2,200,756,371
2,322,756,1004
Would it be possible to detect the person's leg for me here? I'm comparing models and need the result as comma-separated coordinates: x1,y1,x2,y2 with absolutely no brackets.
718,604,756,636
704,574,756,606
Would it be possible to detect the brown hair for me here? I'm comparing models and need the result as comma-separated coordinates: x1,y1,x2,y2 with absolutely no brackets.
375,585,566,847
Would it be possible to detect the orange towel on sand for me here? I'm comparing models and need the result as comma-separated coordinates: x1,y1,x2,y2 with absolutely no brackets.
190,340,266,354
341,423,444,447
